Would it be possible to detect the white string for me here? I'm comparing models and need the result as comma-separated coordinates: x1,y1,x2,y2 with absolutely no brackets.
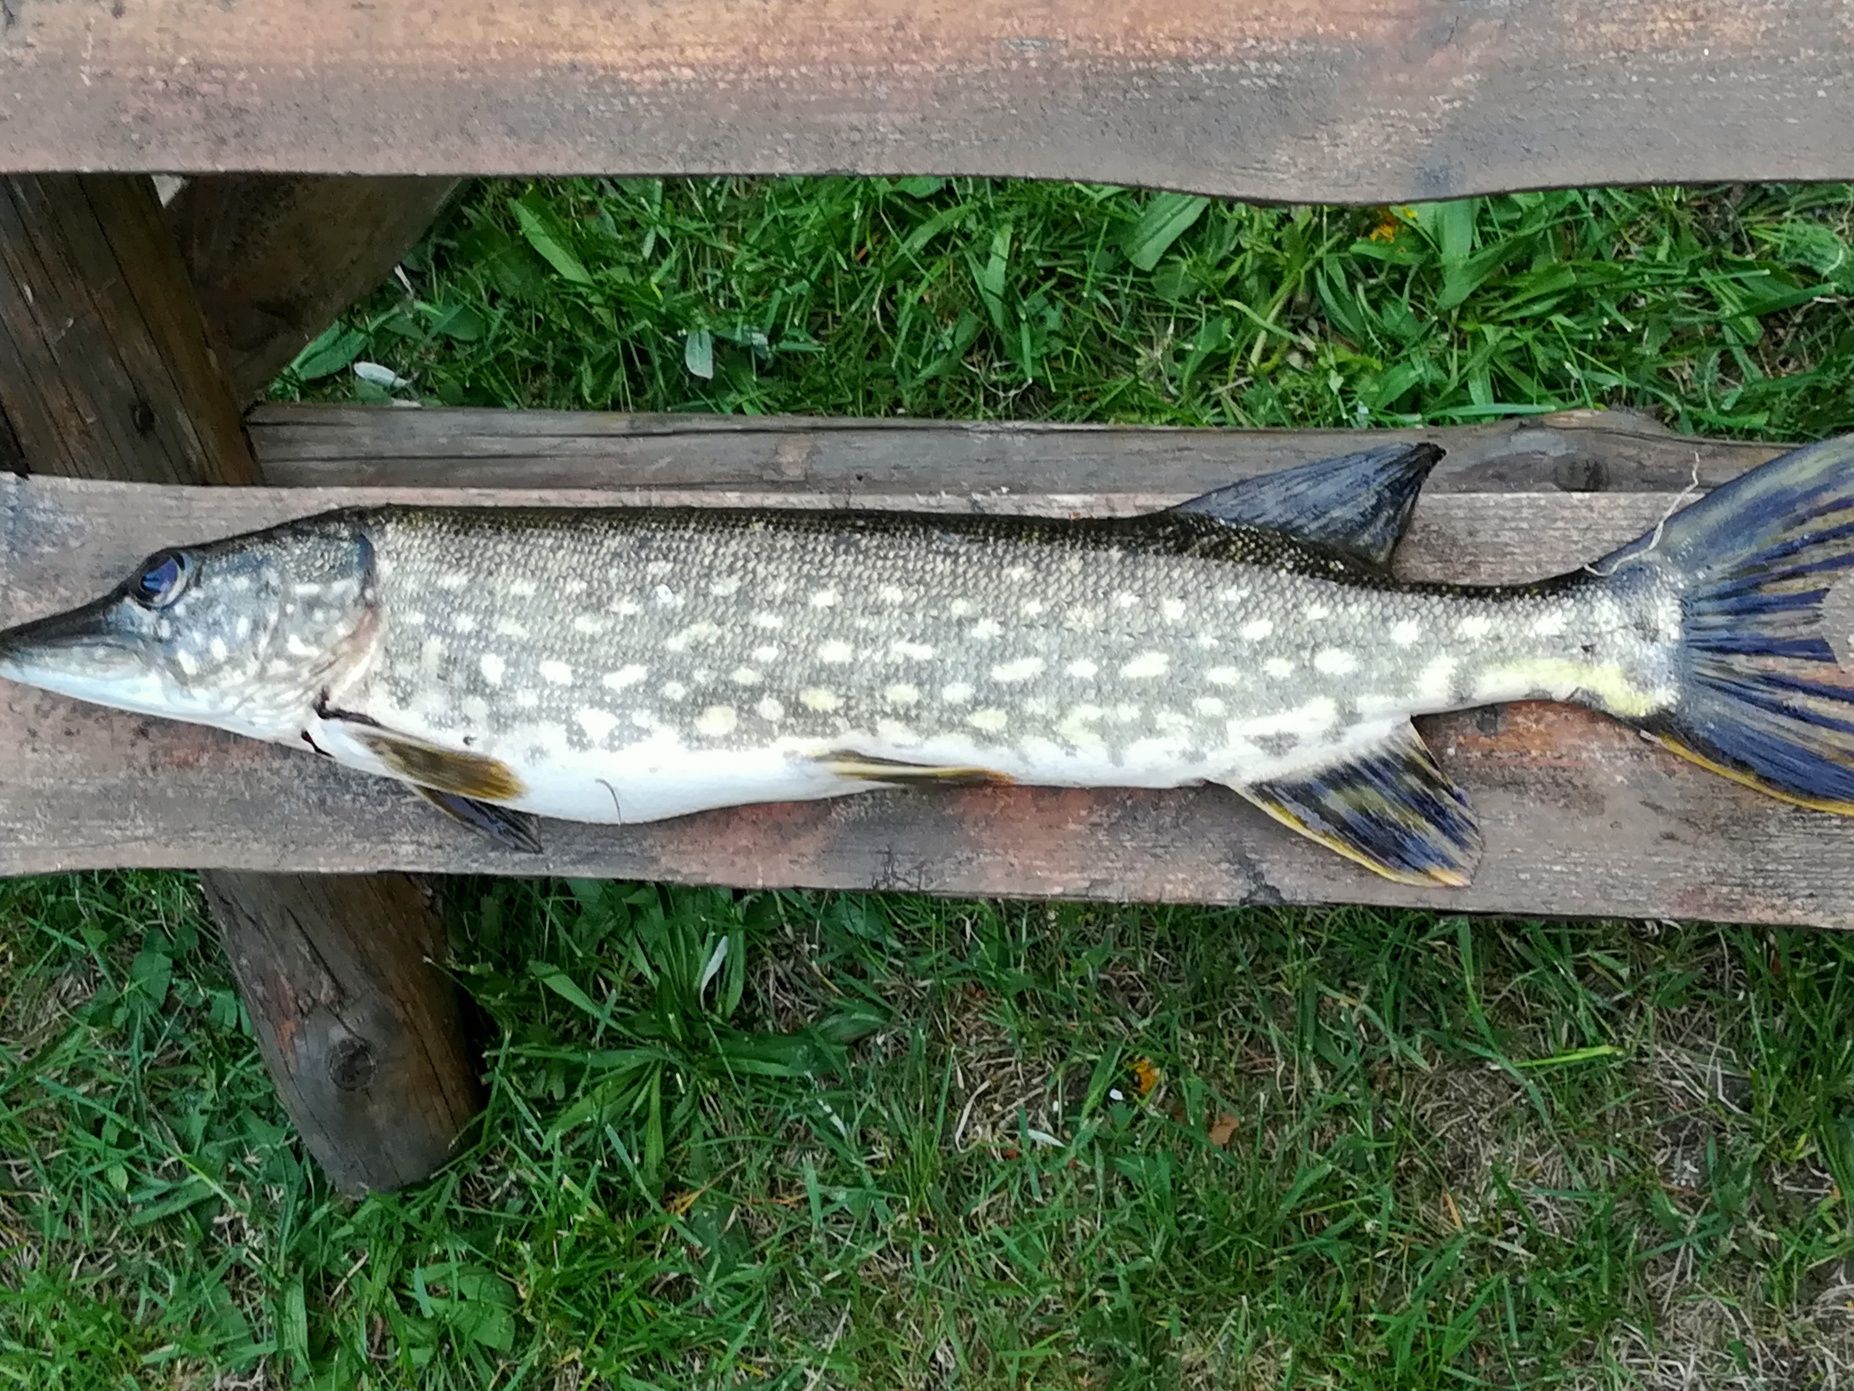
1582,451,1703,577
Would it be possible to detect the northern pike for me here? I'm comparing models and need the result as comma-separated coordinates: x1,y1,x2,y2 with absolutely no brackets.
4,436,1854,885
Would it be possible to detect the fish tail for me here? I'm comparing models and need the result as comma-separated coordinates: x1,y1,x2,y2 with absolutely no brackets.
1597,433,1854,813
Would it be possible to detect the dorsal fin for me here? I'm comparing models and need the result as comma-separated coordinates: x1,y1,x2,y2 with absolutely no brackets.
1170,443,1444,569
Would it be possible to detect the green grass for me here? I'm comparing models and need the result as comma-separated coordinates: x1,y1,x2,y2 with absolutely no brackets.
6,179,1854,1388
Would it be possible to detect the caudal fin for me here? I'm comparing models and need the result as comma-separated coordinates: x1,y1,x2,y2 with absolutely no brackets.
1597,434,1854,813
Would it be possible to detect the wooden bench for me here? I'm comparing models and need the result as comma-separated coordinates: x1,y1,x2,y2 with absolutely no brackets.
2,0,1850,1192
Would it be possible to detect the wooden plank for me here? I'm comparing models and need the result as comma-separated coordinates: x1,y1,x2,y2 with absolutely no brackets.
0,175,477,1195
3,425,1849,929
168,177,461,402
1,2,1850,201
249,404,1783,498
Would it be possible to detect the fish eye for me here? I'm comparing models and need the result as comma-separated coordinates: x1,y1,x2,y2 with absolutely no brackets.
131,551,190,609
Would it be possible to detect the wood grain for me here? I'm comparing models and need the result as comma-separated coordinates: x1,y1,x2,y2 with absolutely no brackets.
3,410,1849,928
0,176,477,1194
1,2,1850,202
169,178,460,402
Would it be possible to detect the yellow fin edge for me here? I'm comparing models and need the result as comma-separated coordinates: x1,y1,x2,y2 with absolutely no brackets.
1649,734,1854,817
1243,794,1471,889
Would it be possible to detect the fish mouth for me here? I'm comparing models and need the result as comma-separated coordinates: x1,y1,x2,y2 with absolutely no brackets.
0,597,161,706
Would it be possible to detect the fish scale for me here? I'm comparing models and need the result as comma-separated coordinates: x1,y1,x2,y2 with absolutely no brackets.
8,437,1854,886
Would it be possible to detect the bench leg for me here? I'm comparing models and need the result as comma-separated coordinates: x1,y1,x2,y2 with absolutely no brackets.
0,173,480,1192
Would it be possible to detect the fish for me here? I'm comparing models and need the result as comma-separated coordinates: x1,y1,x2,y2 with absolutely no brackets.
4,434,1854,886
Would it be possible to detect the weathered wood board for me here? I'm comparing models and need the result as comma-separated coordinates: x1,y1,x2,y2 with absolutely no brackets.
2,409,1849,928
2,2,1851,202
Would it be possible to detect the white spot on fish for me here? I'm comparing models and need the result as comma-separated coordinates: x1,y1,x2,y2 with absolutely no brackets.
756,696,785,722
1110,704,1142,725
461,696,490,724
1390,619,1422,647
283,635,314,659
1532,610,1568,637
1066,658,1099,680
800,687,840,712
437,573,467,592
516,689,540,710
494,617,530,639
695,706,738,737
1161,598,1186,622
1114,592,1140,611
510,578,537,598
970,618,1002,641
480,653,505,685
666,621,720,653
209,637,228,661
949,599,975,619
1305,604,1329,621
876,718,919,745
563,580,588,597
991,656,1044,683
810,590,840,609
454,613,478,634
293,582,324,598
613,599,642,617
420,637,446,674
576,708,618,744
176,651,199,675
1207,667,1242,687
1457,614,1492,639
155,620,173,640
730,666,762,686
752,612,785,630
631,710,657,730
1021,598,1046,618
1194,696,1227,716
1417,656,1457,703
884,682,920,706
1313,648,1357,676
942,681,974,705
653,586,681,608
1122,652,1169,680
572,615,606,636
661,680,688,701
603,665,648,691
818,639,854,664
1218,587,1251,605
968,708,1008,733
539,660,574,686
1239,619,1273,641
1006,565,1030,582
234,617,250,641
891,639,935,661
1263,657,1293,678
709,576,741,597
752,644,781,664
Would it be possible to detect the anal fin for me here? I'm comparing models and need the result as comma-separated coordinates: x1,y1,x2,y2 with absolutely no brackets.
1233,722,1481,887
412,785,545,855
818,751,1015,787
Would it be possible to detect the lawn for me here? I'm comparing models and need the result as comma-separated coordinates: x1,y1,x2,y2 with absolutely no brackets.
3,178,1854,1389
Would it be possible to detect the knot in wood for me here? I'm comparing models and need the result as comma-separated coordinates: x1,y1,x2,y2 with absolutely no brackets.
327,1035,378,1092
1551,454,1608,493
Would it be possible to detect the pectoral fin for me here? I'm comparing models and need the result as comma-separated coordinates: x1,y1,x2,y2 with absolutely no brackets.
1232,722,1481,886
1171,442,1443,569
350,727,527,801
411,785,544,855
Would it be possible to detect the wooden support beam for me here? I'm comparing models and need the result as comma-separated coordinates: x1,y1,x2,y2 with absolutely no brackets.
2,406,1847,930
2,1,1851,202
167,177,461,402
0,176,478,1194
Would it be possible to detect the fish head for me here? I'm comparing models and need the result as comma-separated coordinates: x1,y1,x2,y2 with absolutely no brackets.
0,513,378,740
